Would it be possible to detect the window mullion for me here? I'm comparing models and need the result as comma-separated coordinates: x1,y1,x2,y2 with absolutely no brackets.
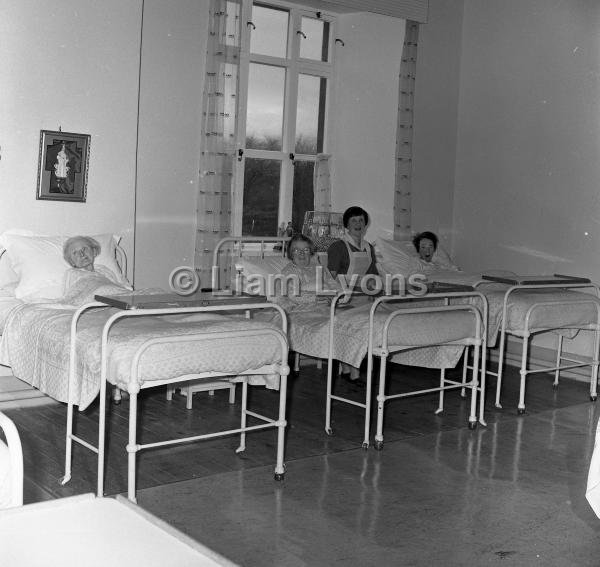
278,7,300,228
233,0,254,235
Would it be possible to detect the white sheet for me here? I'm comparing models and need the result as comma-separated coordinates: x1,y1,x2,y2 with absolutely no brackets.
0,304,286,410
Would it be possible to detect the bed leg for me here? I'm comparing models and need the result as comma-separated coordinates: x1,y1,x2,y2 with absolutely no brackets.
97,377,108,497
112,386,122,405
495,327,507,409
362,354,374,449
325,357,334,436
236,379,248,453
435,369,445,415
460,348,468,398
61,397,74,485
553,335,563,389
274,371,288,481
468,341,480,429
127,391,138,503
591,325,600,402
517,335,529,414
478,344,488,427
374,355,387,451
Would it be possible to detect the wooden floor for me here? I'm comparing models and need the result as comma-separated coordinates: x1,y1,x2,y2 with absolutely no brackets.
3,357,593,505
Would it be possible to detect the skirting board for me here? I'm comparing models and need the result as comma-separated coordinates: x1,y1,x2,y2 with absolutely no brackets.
489,337,594,382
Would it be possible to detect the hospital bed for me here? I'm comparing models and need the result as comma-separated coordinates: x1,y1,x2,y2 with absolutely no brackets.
213,236,489,448
475,274,600,414
0,231,290,501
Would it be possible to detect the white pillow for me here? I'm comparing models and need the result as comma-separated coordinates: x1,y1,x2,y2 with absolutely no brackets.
232,256,291,295
375,238,421,276
375,237,459,275
0,232,131,301
0,229,36,288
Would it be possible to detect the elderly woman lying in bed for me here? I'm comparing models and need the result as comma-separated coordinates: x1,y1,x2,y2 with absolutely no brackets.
60,236,130,306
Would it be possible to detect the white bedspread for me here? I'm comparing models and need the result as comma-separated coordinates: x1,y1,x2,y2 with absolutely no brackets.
471,285,600,345
0,304,286,410
427,272,600,346
286,302,476,369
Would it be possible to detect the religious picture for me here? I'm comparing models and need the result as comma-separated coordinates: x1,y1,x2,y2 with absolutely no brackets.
37,130,90,202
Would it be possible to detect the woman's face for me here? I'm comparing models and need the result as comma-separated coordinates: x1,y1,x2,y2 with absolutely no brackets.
290,241,312,268
67,239,96,270
418,238,435,263
346,215,367,242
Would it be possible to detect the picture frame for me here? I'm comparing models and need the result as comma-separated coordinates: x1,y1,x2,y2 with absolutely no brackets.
36,129,90,202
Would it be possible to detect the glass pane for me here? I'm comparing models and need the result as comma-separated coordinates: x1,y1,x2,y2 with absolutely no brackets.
296,74,326,154
246,63,285,150
292,160,314,233
300,16,329,62
250,4,288,58
243,158,281,235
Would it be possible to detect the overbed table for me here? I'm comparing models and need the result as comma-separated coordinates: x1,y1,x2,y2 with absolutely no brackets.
0,493,238,566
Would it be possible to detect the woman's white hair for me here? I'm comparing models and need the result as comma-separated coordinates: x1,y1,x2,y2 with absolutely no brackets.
63,235,101,266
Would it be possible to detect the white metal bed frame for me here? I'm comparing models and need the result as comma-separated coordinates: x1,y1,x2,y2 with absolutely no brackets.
211,236,495,445
324,290,488,449
61,301,289,502
0,410,23,508
477,280,600,414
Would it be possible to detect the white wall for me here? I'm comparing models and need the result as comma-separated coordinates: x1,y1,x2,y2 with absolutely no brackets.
0,0,141,270
452,0,600,355
331,13,405,242
411,0,464,251
453,0,600,279
133,0,207,289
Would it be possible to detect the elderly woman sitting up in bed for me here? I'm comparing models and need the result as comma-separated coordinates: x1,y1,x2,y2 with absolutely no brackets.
60,236,129,306
271,234,339,313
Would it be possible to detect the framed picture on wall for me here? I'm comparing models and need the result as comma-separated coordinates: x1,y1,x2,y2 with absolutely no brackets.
36,129,91,202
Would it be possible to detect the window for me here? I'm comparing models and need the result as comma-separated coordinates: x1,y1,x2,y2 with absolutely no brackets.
235,1,334,236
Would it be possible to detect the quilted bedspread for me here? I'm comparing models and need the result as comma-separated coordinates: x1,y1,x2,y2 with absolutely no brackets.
282,285,600,369
286,302,476,369
0,304,286,410
426,273,600,346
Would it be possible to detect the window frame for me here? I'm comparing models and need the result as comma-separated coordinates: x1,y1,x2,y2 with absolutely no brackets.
233,0,336,235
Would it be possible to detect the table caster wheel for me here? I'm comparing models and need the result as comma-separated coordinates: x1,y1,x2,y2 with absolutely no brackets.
468,421,477,430
361,442,369,450
112,398,122,406
591,395,598,402
374,440,384,451
517,408,525,415
274,472,285,481
325,427,333,436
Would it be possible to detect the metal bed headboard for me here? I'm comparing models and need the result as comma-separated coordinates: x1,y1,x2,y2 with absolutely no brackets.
211,236,291,290
114,242,127,279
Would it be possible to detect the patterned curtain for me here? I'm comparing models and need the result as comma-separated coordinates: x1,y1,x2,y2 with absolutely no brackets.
393,20,419,241
195,0,242,289
313,153,332,213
